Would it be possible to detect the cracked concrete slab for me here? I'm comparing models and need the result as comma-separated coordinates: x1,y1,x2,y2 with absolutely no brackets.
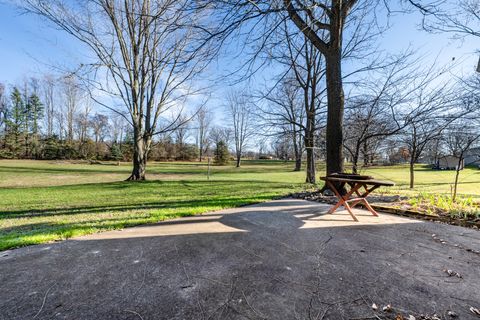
0,199,479,319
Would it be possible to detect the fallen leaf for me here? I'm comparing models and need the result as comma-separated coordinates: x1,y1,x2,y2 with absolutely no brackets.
470,306,480,316
447,310,458,317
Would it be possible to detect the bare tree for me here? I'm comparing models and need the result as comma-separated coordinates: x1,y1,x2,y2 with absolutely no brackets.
227,92,255,167
272,129,294,161
24,0,210,180
174,113,190,145
258,77,305,172
209,126,232,146
410,0,479,38
195,107,212,162
111,113,127,144
90,113,109,144
62,76,81,142
76,101,92,143
281,0,355,176
270,26,328,182
198,0,389,183
42,75,56,138
343,98,398,173
402,87,457,189
344,54,457,176
343,54,413,173
444,124,480,201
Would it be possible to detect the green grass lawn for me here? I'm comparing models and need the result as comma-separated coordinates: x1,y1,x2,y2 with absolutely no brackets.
361,164,480,200
0,159,306,250
1,159,479,251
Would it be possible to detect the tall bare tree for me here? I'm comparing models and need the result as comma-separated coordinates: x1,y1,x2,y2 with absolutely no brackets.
42,75,56,138
227,92,254,168
111,113,127,144
76,100,92,143
195,107,212,162
209,126,232,146
24,0,209,180
258,77,306,172
411,0,479,38
90,113,109,144
201,0,387,189
62,76,81,142
444,123,480,201
401,84,457,189
282,0,360,177
285,30,327,181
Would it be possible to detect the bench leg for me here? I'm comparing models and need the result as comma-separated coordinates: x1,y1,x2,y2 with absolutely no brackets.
343,201,359,222
328,199,344,214
362,199,379,217
326,181,361,221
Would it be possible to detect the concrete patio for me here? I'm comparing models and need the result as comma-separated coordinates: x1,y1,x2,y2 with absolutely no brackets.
1,199,479,319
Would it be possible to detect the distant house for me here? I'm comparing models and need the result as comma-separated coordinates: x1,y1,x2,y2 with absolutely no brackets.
436,155,464,170
464,147,480,166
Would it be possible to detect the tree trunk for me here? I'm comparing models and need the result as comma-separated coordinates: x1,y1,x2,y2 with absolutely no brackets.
452,157,463,202
325,51,345,176
199,140,203,162
351,142,361,174
453,167,460,202
127,129,147,181
305,130,315,183
293,131,301,171
294,157,302,172
352,152,359,174
129,154,146,180
362,141,368,166
305,147,315,183
409,146,416,189
236,154,241,168
409,160,415,189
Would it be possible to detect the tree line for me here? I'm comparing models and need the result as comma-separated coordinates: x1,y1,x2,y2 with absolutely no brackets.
0,76,252,166
4,0,479,186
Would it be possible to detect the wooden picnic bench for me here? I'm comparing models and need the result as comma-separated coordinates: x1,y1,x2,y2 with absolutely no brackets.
320,175,395,222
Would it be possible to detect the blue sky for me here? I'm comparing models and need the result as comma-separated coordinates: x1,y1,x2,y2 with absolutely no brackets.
0,1,478,88
0,2,86,83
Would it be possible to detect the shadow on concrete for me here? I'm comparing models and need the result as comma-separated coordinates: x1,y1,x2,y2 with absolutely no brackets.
1,199,479,320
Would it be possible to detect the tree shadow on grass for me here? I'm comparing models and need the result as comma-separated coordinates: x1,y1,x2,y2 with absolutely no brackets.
0,165,130,175
0,195,279,219
0,163,299,177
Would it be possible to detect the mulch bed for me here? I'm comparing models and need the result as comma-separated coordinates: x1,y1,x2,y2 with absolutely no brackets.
290,191,480,230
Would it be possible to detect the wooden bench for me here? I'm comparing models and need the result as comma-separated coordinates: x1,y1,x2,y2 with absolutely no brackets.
320,176,395,221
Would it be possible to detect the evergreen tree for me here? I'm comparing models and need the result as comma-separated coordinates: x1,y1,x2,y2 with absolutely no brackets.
214,140,230,166
27,94,43,136
5,87,26,157
110,143,123,161
26,94,44,158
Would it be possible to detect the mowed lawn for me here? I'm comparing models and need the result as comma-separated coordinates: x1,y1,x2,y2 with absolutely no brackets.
1,159,479,251
0,160,306,251
362,164,480,199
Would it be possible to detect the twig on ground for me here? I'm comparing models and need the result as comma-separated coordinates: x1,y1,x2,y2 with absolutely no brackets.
33,283,56,319
124,309,145,320
242,291,267,320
